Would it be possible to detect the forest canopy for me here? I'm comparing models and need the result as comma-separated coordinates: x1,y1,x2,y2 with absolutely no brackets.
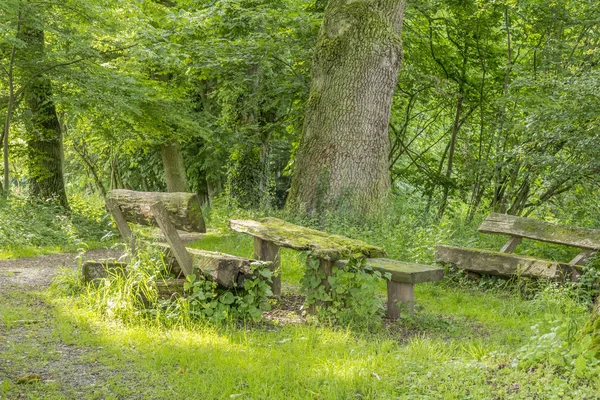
0,0,598,220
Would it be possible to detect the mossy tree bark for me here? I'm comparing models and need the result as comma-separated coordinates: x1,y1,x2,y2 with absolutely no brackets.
287,0,406,215
160,142,190,193
22,24,69,209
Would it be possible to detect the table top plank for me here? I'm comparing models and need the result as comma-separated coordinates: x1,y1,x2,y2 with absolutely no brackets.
229,217,385,259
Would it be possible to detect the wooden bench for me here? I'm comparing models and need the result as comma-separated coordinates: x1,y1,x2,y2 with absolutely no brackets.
84,190,270,293
435,213,599,280
335,258,443,318
229,217,444,318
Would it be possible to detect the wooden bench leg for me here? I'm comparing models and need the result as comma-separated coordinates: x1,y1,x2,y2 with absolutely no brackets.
150,202,194,277
570,250,595,266
500,236,522,253
387,281,414,319
106,198,137,253
254,237,281,296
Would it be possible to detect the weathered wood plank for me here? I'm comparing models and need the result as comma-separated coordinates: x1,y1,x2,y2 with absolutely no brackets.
151,202,194,277
229,218,385,259
155,279,187,299
479,213,600,250
254,237,281,296
334,258,444,284
157,243,270,289
435,245,575,280
152,230,204,245
106,189,206,232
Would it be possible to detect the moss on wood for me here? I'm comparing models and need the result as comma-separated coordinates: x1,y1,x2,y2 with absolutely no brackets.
435,245,575,280
335,258,444,284
229,217,385,260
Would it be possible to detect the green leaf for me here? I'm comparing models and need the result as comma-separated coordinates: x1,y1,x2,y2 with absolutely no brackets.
219,291,236,305
575,355,588,376
260,269,273,279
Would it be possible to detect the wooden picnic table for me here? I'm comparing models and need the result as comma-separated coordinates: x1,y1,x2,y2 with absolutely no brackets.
229,217,443,318
229,217,386,296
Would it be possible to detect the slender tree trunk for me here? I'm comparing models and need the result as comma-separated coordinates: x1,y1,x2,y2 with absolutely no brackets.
22,24,68,208
438,93,464,218
160,142,189,193
2,10,22,196
72,141,107,197
287,0,406,215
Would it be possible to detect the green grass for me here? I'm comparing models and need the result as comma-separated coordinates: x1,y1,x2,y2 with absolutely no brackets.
0,240,115,260
2,274,598,399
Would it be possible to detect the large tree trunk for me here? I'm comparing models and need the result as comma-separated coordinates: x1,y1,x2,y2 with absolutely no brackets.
287,0,406,215
22,24,68,208
160,142,189,193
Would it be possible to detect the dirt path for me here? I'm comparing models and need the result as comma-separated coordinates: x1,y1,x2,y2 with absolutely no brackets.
0,248,146,399
0,248,123,291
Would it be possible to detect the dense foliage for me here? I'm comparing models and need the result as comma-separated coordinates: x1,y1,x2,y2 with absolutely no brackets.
1,0,597,220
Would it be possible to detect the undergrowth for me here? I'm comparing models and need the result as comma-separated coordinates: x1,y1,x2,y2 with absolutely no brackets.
0,193,114,258
56,242,276,327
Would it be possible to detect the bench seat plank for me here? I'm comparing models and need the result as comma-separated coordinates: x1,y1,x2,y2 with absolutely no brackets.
478,213,600,250
335,258,444,284
229,217,385,259
157,243,270,288
435,245,575,280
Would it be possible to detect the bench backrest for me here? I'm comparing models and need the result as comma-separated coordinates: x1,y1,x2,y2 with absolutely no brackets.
478,213,600,250
106,189,206,233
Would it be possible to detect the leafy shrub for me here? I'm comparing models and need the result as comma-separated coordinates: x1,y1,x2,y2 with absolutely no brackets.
572,254,600,305
169,263,273,323
64,243,275,325
516,318,600,379
302,255,387,328
516,283,599,379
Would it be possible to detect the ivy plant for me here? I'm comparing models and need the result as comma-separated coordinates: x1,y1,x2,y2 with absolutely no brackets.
301,255,389,327
180,261,273,323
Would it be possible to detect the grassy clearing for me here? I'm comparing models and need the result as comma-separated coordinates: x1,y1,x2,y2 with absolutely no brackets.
2,230,599,399
2,195,599,398
2,278,597,399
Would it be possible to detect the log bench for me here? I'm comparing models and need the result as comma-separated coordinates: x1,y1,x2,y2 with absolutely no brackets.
435,213,599,280
229,217,444,318
87,190,270,294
